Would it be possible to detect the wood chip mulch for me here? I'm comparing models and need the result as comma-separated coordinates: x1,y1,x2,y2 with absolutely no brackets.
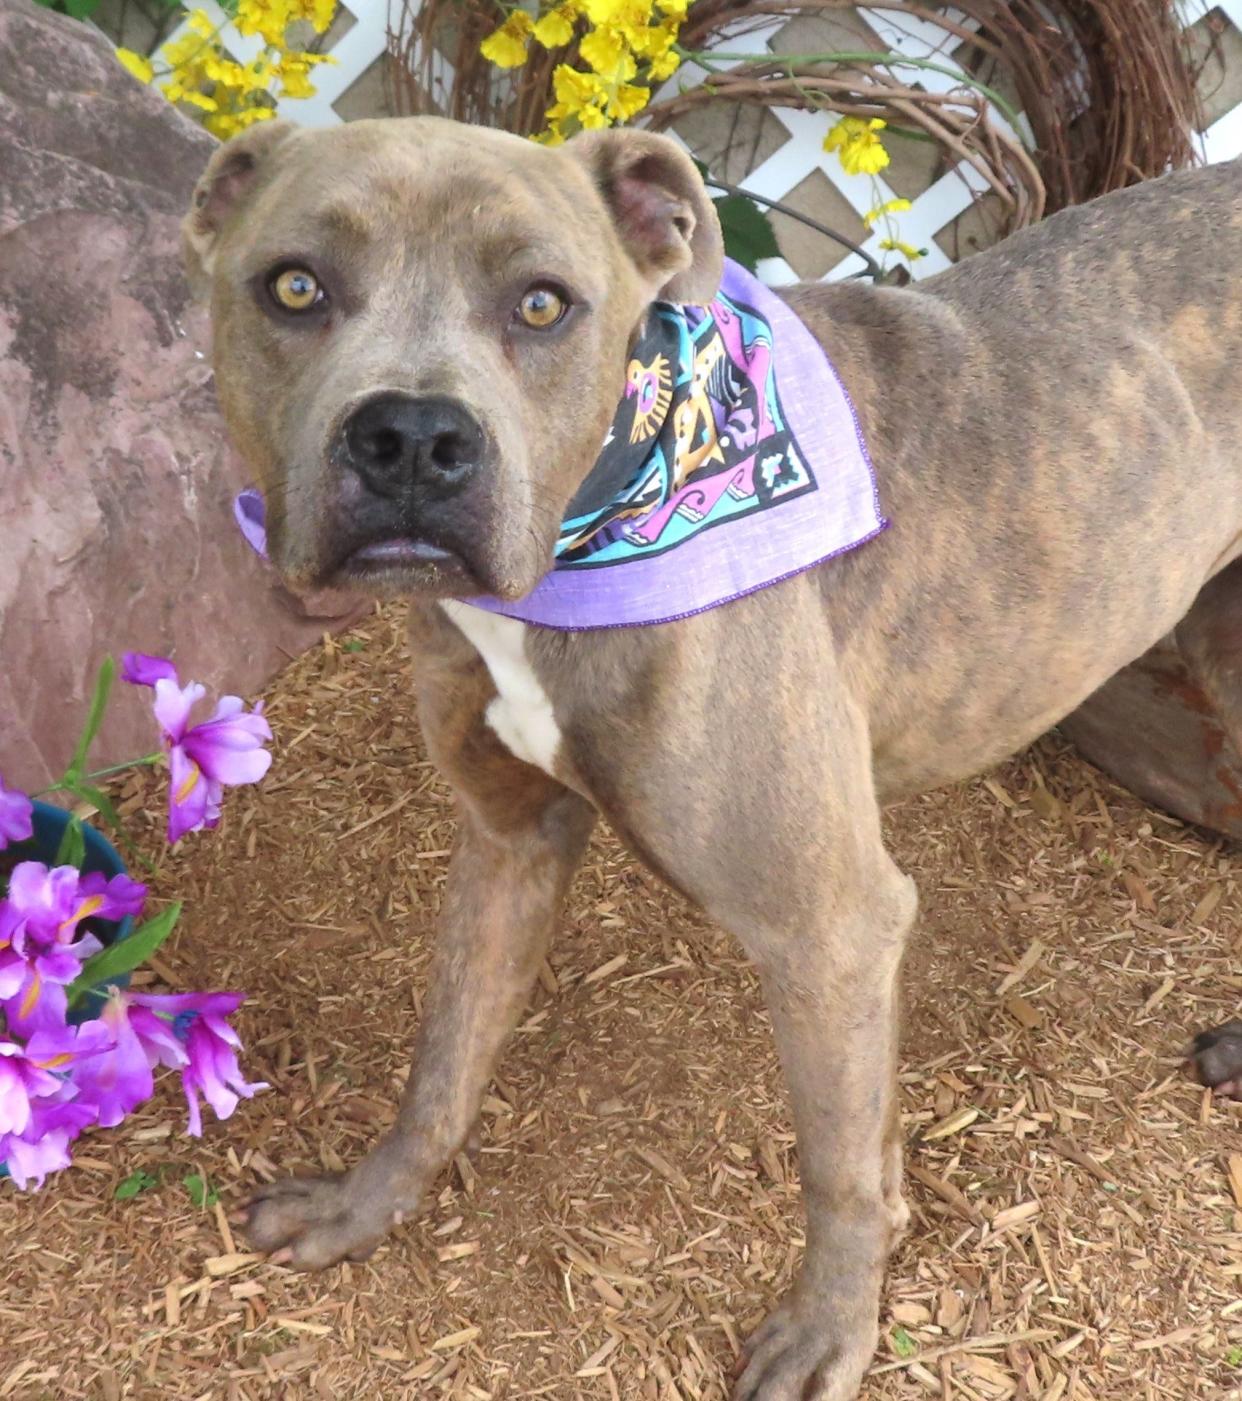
2,604,1240,1400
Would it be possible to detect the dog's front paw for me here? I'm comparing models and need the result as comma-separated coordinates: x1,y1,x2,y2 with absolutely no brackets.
243,1172,402,1270
734,1295,876,1401
1190,1020,1242,1099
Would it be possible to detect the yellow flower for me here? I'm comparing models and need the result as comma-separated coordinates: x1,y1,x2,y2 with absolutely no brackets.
824,116,890,177
533,5,575,46
631,19,679,78
163,77,218,112
206,104,276,140
656,0,687,17
551,61,604,108
545,62,610,130
235,0,292,46
879,237,924,261
863,197,912,229
205,53,278,94
276,50,334,99
648,47,679,79
481,10,534,68
580,26,635,80
582,0,625,22
159,33,200,71
291,0,337,34
607,81,650,120
115,48,154,84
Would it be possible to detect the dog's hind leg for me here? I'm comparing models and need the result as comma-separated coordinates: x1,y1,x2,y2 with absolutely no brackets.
1175,558,1242,755
1175,563,1242,1095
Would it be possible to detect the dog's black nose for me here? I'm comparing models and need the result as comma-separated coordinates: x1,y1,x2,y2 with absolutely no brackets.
342,394,485,496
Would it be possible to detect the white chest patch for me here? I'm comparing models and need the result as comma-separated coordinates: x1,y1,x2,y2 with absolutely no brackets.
439,601,563,776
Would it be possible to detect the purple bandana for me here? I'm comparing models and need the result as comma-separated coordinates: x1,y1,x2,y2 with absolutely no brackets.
233,260,885,630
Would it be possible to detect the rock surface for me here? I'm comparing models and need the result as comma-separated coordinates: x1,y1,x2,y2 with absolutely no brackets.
0,0,363,791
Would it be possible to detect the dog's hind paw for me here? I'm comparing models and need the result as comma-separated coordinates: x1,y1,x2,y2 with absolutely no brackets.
733,1297,874,1401
243,1172,399,1270
1189,1020,1242,1100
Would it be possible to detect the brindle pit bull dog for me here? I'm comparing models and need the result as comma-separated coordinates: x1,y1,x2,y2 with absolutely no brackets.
185,116,1242,1400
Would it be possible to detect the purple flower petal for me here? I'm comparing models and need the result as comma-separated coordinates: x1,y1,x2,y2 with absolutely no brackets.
71,995,156,1128
234,489,268,558
120,652,179,688
2,969,69,1039
78,871,147,922
183,720,273,787
0,1095,97,1191
0,1054,34,1137
6,862,81,932
152,677,206,745
167,745,211,844
175,999,266,1138
128,1004,189,1071
0,775,33,850
0,1126,74,1190
33,947,82,985
130,990,245,1019
0,947,26,1001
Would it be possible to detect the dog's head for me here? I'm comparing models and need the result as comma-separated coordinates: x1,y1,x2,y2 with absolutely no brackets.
185,116,722,599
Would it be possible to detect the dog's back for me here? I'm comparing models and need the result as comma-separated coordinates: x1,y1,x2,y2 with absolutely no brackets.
783,160,1242,796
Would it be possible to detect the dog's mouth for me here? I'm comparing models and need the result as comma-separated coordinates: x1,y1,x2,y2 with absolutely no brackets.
329,532,487,596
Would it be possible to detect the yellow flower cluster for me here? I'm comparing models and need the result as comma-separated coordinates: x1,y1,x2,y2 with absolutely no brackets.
824,120,924,267
116,0,336,141
480,0,687,142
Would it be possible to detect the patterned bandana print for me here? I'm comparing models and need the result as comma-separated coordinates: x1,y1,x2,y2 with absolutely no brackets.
466,258,886,630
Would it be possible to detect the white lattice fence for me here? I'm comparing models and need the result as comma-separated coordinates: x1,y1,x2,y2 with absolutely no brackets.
161,1,1242,282
1180,0,1242,161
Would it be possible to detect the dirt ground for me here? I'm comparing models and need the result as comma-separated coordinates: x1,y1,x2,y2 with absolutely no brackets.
3,604,1241,1401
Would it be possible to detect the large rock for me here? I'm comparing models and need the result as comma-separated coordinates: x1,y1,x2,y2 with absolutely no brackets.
0,0,362,791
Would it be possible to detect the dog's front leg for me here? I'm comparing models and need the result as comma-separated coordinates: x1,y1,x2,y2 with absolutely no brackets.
244,778,595,1269
730,852,916,1401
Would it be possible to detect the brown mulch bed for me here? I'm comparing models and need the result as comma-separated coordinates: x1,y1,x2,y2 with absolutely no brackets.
3,604,1240,1400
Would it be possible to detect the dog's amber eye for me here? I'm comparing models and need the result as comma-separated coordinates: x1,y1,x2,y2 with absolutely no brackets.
270,267,323,312
516,286,567,329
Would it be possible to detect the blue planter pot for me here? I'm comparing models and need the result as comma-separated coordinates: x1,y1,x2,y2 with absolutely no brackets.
5,799,137,1023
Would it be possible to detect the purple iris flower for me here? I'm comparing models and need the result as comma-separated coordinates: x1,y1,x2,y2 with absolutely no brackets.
0,1037,68,1137
129,991,267,1136
0,1023,113,1189
0,863,147,1034
0,774,33,852
1,1092,99,1191
121,654,272,844
72,989,188,1128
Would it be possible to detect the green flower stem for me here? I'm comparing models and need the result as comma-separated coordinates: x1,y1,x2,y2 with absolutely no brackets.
36,752,164,798
676,47,1027,146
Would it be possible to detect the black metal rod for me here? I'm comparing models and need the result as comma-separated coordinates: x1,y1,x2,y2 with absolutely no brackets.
702,176,886,282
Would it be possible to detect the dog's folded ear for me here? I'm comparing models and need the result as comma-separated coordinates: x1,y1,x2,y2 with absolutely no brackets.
183,120,298,298
567,129,724,304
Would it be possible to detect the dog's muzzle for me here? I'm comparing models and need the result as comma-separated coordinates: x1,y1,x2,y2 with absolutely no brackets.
323,392,493,590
